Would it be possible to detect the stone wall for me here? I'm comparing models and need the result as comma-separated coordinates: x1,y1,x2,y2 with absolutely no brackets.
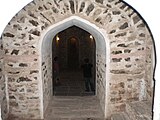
1,3,42,117
96,53,106,114
42,54,52,113
107,3,153,113
41,31,53,115
0,0,153,119
145,29,154,99
0,38,7,119
0,39,3,104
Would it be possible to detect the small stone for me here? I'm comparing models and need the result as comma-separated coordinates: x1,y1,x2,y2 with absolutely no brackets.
128,11,135,17
133,15,141,24
27,97,39,99
111,91,117,95
106,4,112,8
112,50,122,54
117,43,127,47
137,23,145,28
109,30,116,34
117,104,126,111
8,63,13,67
8,77,16,82
52,7,59,13
95,0,103,4
119,82,125,88
79,2,85,12
125,65,132,68
11,49,19,55
128,85,132,88
30,70,39,74
17,77,32,83
125,58,130,61
124,49,131,53
112,10,121,15
28,12,38,19
18,34,26,39
119,22,128,29
38,6,43,11
18,16,26,23
93,9,102,16
120,4,127,9
135,58,140,61
69,0,75,14
29,20,39,27
3,33,15,38
86,4,94,16
29,35,34,40
110,97,122,102
8,71,20,74
119,90,125,94
112,58,122,62
13,24,22,30
115,1,121,5
19,88,25,93
110,69,129,74
0,44,3,49
14,43,20,46
43,5,48,10
19,96,25,100
19,63,28,67
127,79,132,81
115,32,127,38
29,29,40,36
10,101,18,107
135,41,141,45
9,96,16,99
108,0,114,2
139,33,146,37
34,59,38,61
95,17,101,23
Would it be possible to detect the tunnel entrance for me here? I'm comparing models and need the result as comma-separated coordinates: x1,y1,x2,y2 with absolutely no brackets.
52,26,96,96
41,17,108,118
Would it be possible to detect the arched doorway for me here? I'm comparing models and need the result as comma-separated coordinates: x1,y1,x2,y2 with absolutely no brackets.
42,17,107,118
52,25,96,96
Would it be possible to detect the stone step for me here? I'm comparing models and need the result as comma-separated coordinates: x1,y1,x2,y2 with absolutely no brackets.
110,112,131,120
45,117,105,120
126,100,152,120
45,96,104,120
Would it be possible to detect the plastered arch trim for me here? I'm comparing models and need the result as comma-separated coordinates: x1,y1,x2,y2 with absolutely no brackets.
40,16,109,55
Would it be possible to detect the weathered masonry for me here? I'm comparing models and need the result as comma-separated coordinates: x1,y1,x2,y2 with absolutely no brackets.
0,0,154,119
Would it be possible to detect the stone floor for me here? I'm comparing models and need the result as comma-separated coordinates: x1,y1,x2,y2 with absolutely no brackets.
44,70,103,120
110,100,152,120
44,96,104,120
53,70,95,96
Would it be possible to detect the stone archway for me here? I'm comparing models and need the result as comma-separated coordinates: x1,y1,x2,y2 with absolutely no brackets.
41,16,108,118
0,0,154,119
